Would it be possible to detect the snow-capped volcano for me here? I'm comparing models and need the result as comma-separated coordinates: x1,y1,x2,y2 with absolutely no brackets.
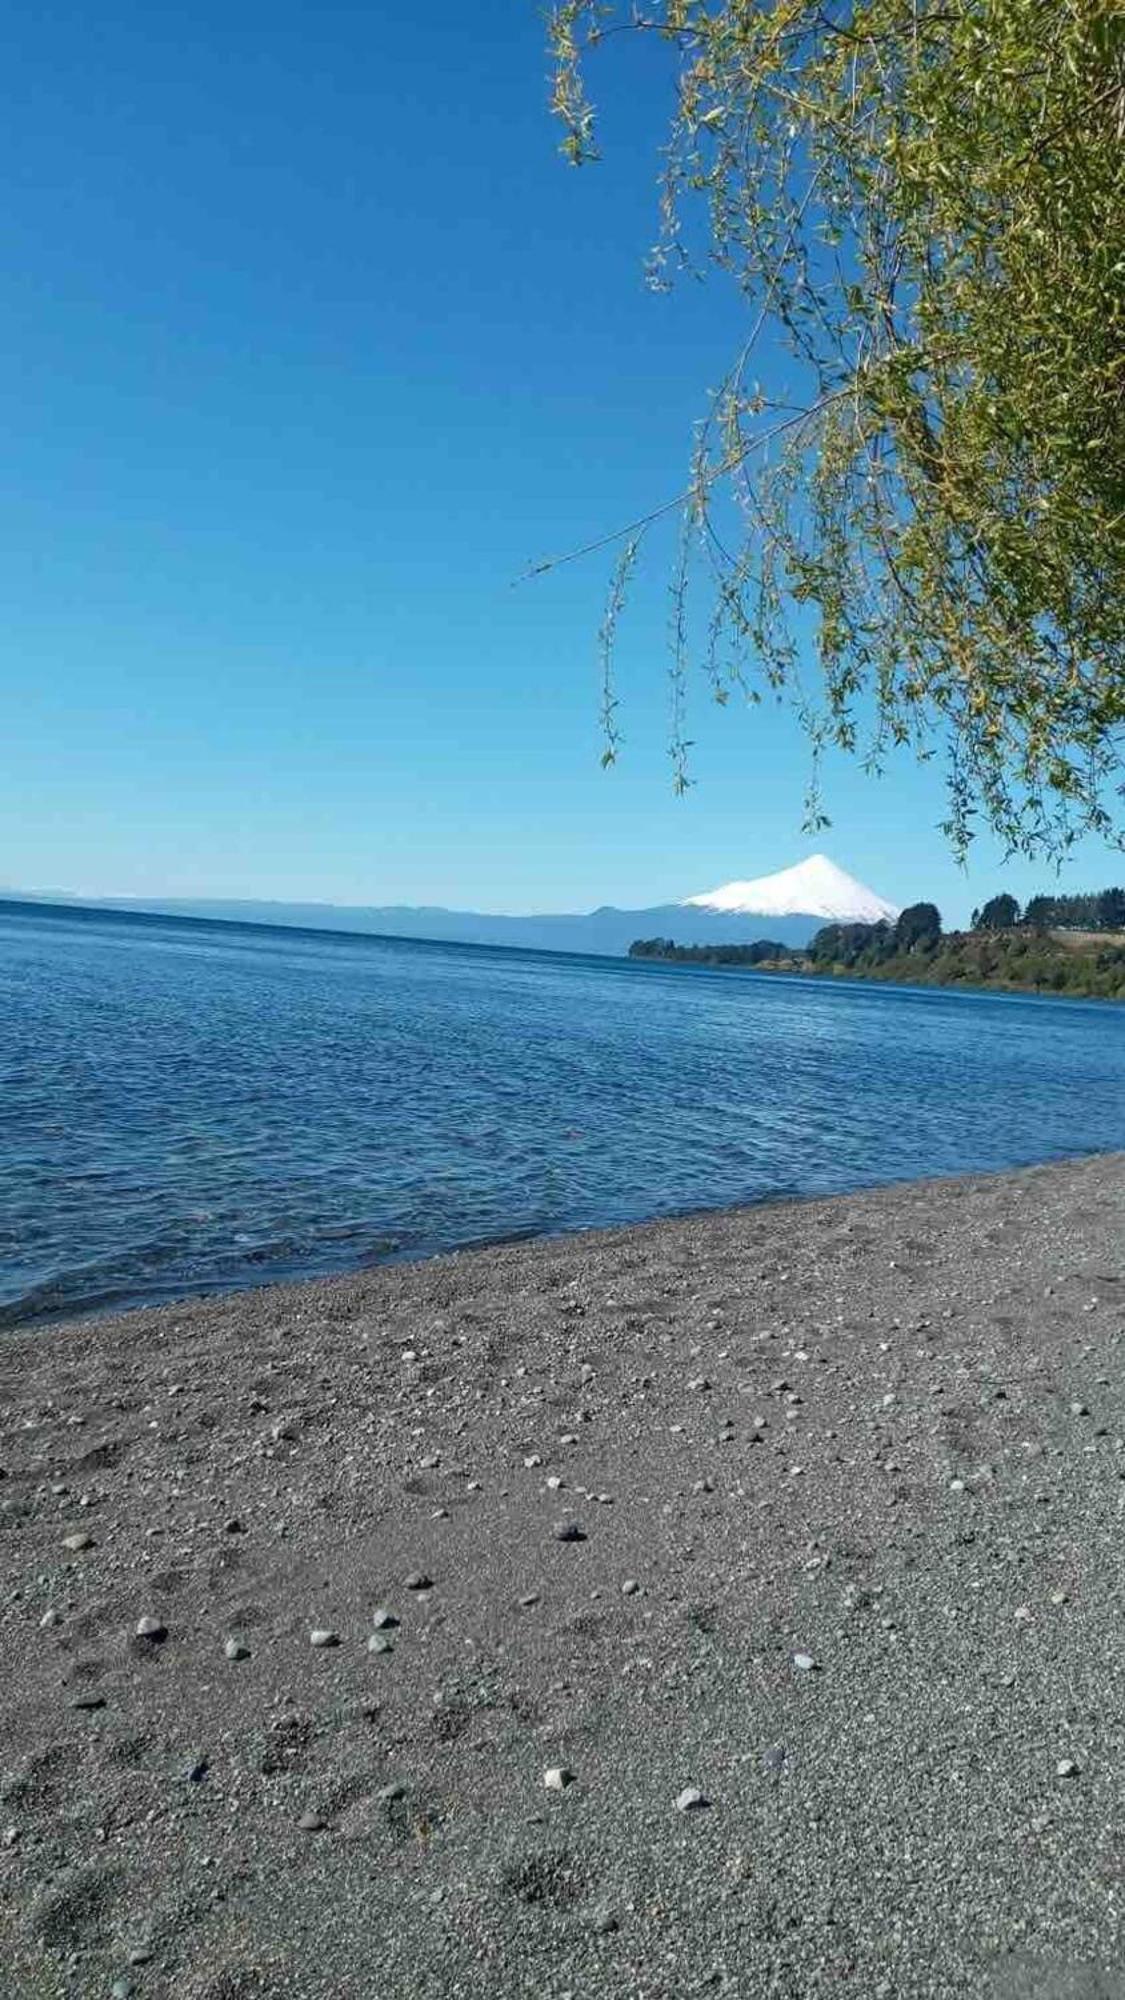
683,854,899,925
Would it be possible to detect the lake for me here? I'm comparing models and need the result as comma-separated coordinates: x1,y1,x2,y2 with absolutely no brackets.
2,897,1123,1325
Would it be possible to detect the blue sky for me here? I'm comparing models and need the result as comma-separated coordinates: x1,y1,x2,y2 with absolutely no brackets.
1,0,1118,927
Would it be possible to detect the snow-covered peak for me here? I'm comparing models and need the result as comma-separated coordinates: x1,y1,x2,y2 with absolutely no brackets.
682,855,899,924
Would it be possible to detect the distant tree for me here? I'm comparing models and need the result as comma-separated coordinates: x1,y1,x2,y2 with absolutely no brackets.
1095,888,1125,932
547,1,1125,857
1052,893,1095,929
895,902,943,950
808,923,845,965
1023,895,1056,931
975,893,1022,932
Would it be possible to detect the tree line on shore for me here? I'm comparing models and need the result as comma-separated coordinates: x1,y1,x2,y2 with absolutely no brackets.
629,888,1125,1000
970,889,1125,933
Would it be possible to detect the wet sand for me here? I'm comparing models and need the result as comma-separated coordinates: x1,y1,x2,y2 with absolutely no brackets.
2,1154,1124,1999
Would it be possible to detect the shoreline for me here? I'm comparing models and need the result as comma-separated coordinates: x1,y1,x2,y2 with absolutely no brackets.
10,1143,1125,1338
3,1152,1124,1996
632,951,1125,1006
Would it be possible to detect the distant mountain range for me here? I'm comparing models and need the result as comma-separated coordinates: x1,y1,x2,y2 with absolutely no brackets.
2,856,899,957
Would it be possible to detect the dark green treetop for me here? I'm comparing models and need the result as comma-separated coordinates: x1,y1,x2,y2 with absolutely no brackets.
972,893,1022,931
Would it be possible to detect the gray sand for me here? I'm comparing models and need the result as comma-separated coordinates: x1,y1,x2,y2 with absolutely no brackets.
2,1155,1125,1999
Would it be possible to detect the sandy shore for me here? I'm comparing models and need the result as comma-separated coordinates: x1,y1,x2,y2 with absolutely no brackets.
2,1155,1124,1999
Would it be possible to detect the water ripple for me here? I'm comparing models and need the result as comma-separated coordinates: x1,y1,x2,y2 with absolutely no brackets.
2,901,1124,1325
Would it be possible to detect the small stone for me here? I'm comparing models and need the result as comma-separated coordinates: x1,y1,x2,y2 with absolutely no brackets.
519,1592,540,1608
371,1608,399,1631
404,1572,432,1591
127,1949,153,1967
543,1766,576,1791
1056,1757,1081,1778
40,1608,63,1629
675,1787,709,1813
546,1475,564,1491
762,1743,787,1776
368,1634,394,1655
184,1757,209,1783
134,1616,167,1643
621,1579,640,1596
111,1979,133,1999
62,1532,95,1553
554,1521,587,1543
71,1695,107,1712
224,1517,244,1534
593,1910,619,1934
377,1782,406,1805
792,1652,816,1673
309,1629,340,1648
2,1826,18,1847
297,1810,327,1831
224,1638,250,1662
1071,1401,1089,1417
523,1455,543,1469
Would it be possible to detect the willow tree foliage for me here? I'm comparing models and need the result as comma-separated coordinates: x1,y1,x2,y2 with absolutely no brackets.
545,0,1125,855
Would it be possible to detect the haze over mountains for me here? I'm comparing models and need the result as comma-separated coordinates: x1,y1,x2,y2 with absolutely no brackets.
4,856,899,957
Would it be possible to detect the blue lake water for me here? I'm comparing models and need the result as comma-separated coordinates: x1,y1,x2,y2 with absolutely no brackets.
2,897,1123,1326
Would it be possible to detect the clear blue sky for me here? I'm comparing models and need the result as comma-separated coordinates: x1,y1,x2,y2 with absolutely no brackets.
1,0,1118,926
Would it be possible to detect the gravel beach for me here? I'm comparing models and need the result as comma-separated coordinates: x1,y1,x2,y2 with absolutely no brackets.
2,1154,1125,1999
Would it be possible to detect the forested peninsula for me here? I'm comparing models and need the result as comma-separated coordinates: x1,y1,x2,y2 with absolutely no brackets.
630,890,1125,1001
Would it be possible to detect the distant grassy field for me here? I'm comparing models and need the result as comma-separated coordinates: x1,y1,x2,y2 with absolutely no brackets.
1051,928,1125,953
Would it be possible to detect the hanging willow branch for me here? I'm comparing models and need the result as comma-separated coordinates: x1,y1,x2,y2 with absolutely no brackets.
542,0,1125,858
597,534,640,767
